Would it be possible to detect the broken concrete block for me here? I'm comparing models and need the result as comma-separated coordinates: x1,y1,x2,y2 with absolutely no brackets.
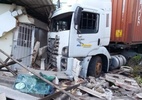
102,82,109,88
54,76,59,85
72,59,82,82
136,93,142,99
105,89,113,100
95,86,105,93
110,85,119,90
75,89,83,96
86,83,96,89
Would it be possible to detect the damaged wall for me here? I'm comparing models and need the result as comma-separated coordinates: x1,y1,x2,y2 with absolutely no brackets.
0,4,13,13
0,3,49,68
0,4,17,60
0,4,29,61
0,5,17,37
0,30,13,60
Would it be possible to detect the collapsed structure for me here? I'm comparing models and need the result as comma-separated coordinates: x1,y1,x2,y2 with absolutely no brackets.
0,1,55,70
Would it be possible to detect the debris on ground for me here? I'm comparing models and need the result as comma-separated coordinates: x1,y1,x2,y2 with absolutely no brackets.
105,73,140,92
0,64,142,100
136,92,142,99
1,65,142,100
1,49,142,100
0,93,6,100
127,54,142,67
13,73,55,95
0,85,39,100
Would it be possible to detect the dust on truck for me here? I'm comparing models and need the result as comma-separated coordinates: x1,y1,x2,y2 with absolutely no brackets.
47,0,142,78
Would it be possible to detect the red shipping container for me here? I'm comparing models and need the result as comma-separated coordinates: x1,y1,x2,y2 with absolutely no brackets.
111,0,142,44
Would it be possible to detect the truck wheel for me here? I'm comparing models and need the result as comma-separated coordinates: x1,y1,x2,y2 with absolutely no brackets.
87,56,102,78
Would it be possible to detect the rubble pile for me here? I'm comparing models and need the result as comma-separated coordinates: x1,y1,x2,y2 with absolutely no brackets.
0,49,142,100
1,65,142,100
39,66,142,100
55,76,140,100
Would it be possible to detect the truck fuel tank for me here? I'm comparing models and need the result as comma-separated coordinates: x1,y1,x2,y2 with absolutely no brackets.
110,55,127,70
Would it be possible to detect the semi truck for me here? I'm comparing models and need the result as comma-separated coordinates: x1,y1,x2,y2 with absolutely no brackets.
47,0,142,78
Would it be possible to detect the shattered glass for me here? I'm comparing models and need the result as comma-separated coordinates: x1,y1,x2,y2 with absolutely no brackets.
14,73,55,95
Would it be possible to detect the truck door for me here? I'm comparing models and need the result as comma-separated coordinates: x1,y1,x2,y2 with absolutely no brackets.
12,23,35,69
69,11,101,57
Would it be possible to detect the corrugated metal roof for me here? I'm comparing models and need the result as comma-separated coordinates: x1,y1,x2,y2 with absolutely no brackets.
0,0,55,23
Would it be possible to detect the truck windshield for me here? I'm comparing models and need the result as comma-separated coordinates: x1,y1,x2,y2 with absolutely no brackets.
51,12,72,32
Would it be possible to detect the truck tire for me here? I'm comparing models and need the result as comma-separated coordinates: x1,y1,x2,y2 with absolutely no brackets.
87,56,102,78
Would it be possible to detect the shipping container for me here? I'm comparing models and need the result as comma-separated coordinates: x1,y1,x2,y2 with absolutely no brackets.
111,0,142,44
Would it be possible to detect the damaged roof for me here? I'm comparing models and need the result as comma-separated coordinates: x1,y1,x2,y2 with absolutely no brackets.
0,0,55,23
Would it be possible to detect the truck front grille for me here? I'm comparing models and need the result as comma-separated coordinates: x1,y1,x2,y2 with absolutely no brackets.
47,36,59,67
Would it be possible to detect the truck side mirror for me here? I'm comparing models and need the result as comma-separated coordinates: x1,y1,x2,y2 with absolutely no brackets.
74,6,83,26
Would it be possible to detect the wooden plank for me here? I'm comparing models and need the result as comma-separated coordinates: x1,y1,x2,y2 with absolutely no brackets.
78,86,106,99
32,41,40,64
0,58,17,76
0,59,22,69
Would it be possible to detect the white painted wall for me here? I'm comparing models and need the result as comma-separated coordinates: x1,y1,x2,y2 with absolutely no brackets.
0,11,16,37
18,15,34,24
0,4,11,14
18,15,48,30
0,30,13,60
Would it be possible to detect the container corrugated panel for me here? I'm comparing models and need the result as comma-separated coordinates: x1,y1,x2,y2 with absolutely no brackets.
110,0,142,44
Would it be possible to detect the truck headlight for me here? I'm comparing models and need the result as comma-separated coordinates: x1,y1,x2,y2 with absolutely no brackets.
62,46,68,57
61,58,67,71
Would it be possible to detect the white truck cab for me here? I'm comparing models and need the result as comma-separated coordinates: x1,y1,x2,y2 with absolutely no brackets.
47,0,112,78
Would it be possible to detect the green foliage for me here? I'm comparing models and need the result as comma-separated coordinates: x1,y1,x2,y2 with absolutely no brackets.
126,54,142,86
14,74,55,95
132,66,142,86
133,54,142,61
135,76,142,86
132,66,142,77
127,54,142,67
